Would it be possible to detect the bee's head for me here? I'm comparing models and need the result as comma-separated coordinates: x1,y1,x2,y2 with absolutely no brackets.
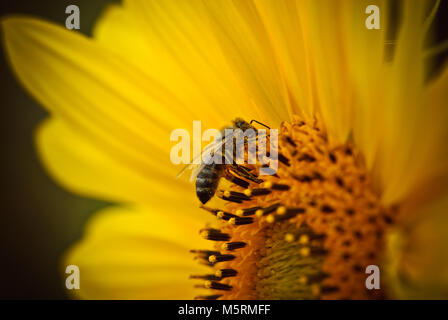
232,118,252,130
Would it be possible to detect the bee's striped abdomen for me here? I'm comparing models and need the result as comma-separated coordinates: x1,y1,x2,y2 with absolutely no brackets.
196,164,224,204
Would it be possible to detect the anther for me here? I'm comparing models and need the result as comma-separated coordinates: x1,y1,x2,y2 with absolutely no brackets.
221,195,243,203
271,207,306,222
222,242,246,251
230,176,250,189
278,153,290,166
229,217,254,226
205,281,232,291
228,190,251,200
250,188,272,196
191,250,221,263
271,183,290,191
266,215,275,223
241,206,262,216
200,229,231,241
321,205,335,213
216,269,238,279
190,274,221,281
243,189,252,197
194,294,222,300
329,152,337,163
216,211,238,221
298,154,316,162
261,203,281,215
209,254,236,263
286,136,297,147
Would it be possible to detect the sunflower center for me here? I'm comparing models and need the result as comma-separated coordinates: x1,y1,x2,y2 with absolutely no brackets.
191,118,396,300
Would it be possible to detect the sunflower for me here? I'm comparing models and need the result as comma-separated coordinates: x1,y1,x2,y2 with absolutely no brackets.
2,0,448,299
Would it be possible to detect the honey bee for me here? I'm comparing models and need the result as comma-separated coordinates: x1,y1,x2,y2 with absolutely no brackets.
178,118,269,204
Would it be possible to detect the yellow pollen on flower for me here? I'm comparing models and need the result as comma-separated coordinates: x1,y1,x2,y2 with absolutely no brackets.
299,235,309,245
262,181,273,189
191,118,396,300
277,206,287,215
299,276,308,285
235,209,244,216
300,247,311,257
284,233,295,242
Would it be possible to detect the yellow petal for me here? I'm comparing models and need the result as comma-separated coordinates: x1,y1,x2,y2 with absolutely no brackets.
290,0,357,143
254,0,315,119
36,118,195,206
384,191,448,299
93,3,241,126
342,0,388,168
64,205,211,299
125,0,290,126
375,0,448,204
1,16,213,181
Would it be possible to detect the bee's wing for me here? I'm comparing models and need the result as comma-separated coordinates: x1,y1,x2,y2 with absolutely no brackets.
176,143,213,179
176,135,230,181
176,162,198,179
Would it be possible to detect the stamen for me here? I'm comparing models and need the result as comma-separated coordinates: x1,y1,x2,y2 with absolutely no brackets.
204,281,233,291
200,229,231,241
194,294,222,300
209,254,236,263
250,188,272,196
278,153,290,166
222,242,247,251
271,183,290,191
298,154,316,162
228,191,251,200
240,206,262,216
216,211,238,221
228,217,254,226
221,195,244,203
257,203,281,216
190,274,221,281
266,207,306,222
229,176,250,188
216,268,238,278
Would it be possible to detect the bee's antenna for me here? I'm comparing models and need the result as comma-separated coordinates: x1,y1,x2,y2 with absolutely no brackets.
250,119,270,129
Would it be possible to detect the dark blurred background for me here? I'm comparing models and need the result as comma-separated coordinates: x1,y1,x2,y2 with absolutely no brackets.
0,0,447,299
0,0,117,299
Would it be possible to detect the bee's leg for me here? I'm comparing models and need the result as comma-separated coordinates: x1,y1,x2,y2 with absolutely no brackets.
230,164,263,184
223,167,251,189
